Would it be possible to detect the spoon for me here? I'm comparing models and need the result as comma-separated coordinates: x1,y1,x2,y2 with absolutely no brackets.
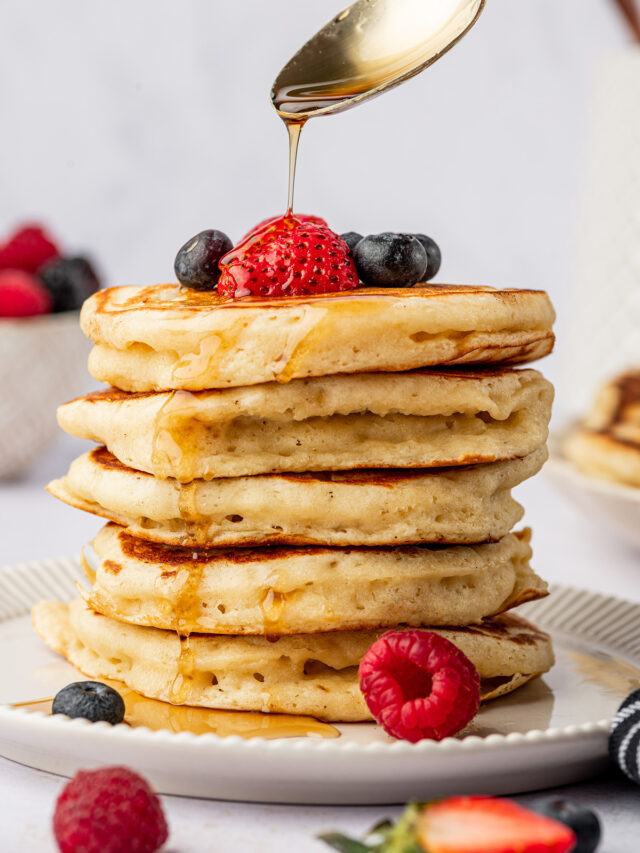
271,0,485,120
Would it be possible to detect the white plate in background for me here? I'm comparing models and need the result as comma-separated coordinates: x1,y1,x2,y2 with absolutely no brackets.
547,435,640,551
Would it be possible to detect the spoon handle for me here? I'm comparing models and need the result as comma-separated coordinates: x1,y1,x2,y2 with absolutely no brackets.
612,0,640,42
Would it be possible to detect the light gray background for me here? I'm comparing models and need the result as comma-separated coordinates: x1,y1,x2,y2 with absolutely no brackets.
0,0,629,409
1,2,639,848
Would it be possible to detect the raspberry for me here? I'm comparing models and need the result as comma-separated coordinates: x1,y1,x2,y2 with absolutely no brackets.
53,766,168,853
218,214,358,299
0,269,52,317
358,629,480,742
0,224,60,272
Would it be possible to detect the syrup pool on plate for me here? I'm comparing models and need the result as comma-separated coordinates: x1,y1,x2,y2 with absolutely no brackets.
13,681,340,740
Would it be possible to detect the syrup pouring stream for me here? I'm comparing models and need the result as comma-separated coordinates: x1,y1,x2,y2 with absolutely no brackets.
272,0,485,212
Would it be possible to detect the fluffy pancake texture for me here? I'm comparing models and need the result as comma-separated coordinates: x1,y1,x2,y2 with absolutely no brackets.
48,446,547,547
82,284,555,391
57,368,553,481
565,370,640,486
33,598,554,721
36,275,558,726
79,524,547,634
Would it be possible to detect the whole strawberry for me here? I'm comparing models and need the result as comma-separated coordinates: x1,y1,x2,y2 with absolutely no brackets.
53,766,168,853
218,214,358,298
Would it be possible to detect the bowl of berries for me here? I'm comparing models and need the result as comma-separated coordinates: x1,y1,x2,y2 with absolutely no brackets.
0,223,102,479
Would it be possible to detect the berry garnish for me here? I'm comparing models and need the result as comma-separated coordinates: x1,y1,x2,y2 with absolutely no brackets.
352,233,427,287
218,214,358,299
53,766,168,853
240,213,327,243
0,224,60,273
39,256,101,312
52,681,125,725
414,233,442,281
0,269,52,317
358,629,480,742
531,798,601,853
321,798,576,853
340,231,363,253
418,797,577,853
174,229,233,291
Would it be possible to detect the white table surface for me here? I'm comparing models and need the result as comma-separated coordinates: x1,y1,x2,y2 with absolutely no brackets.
1,433,639,851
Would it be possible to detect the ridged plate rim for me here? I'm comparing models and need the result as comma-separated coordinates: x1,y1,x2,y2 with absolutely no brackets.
0,554,628,755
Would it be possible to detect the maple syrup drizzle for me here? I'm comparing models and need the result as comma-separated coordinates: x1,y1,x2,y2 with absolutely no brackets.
153,291,404,392
151,390,202,481
175,557,206,633
274,296,389,383
165,553,209,703
12,697,54,709
285,119,306,214
260,587,288,642
176,480,204,544
170,316,250,384
169,635,196,705
11,683,339,739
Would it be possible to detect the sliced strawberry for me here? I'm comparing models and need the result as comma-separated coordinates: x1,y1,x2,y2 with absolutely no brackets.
417,796,576,853
218,214,358,299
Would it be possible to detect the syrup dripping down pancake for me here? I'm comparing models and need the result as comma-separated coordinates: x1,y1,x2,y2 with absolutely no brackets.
81,284,555,392
33,598,554,722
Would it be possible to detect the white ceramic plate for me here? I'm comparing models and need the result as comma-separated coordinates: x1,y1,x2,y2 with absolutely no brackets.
0,555,638,805
546,436,640,550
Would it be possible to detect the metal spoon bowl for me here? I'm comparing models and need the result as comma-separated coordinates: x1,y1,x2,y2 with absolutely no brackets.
272,0,485,120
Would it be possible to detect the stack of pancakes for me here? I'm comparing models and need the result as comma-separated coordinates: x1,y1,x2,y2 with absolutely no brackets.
34,283,556,723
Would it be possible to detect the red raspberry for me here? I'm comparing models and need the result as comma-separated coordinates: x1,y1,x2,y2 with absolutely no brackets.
0,269,52,317
53,766,168,853
218,214,358,299
0,224,60,272
359,629,480,742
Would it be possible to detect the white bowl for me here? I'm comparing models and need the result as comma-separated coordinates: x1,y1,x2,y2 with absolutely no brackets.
0,312,91,478
546,435,640,550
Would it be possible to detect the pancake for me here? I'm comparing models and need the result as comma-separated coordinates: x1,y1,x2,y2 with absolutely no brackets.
82,284,555,391
79,524,546,634
565,369,640,487
565,431,640,487
57,368,553,481
33,598,555,722
48,446,548,547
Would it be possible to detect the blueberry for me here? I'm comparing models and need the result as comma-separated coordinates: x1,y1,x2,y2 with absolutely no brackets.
530,798,601,853
352,233,427,288
38,256,101,312
413,234,441,281
52,681,125,725
340,232,363,254
174,229,233,291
